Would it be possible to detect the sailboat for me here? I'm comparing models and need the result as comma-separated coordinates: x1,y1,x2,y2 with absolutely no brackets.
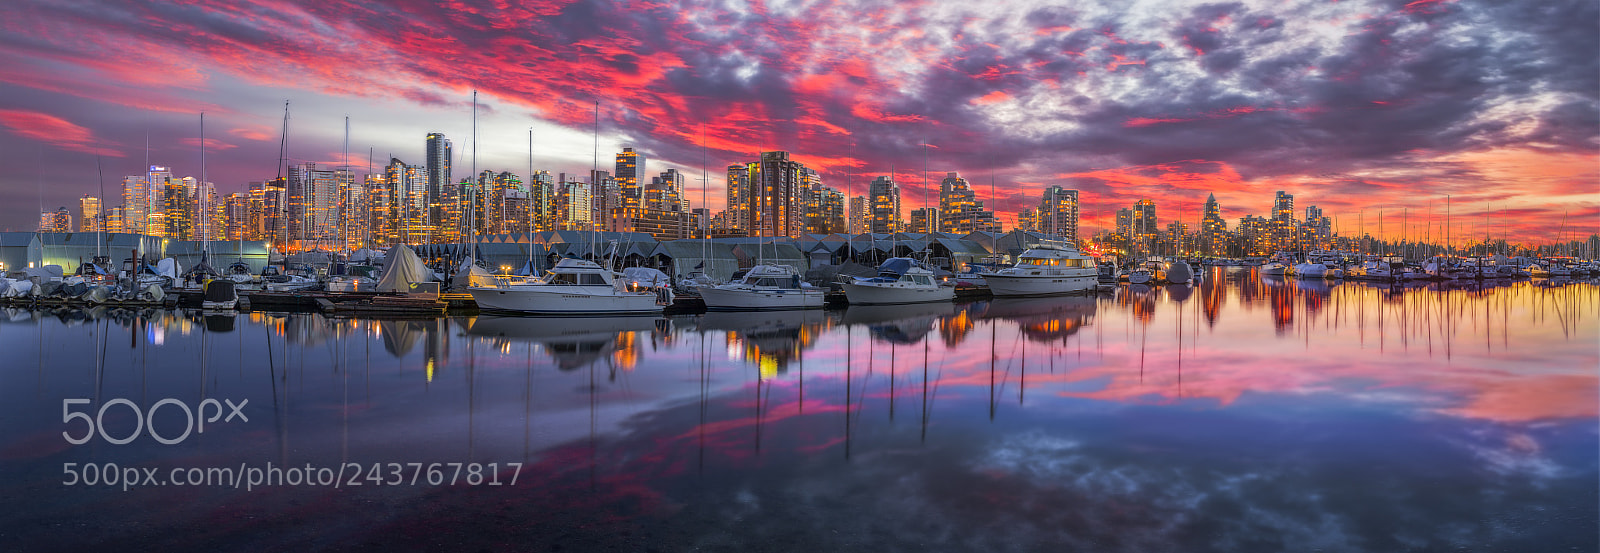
191,112,235,309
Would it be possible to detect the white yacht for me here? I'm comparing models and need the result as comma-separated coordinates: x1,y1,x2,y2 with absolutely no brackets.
980,247,1097,296
468,257,666,315
698,264,825,310
842,258,954,305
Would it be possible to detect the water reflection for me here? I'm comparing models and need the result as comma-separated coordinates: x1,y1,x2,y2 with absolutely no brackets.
1,276,1595,551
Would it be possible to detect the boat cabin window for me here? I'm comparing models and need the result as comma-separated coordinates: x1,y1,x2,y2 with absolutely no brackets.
912,275,934,285
1023,257,1090,268
547,273,608,285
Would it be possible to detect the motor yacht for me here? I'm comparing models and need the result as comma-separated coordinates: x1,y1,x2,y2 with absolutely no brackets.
842,257,954,305
698,264,825,310
469,257,667,315
980,246,1096,296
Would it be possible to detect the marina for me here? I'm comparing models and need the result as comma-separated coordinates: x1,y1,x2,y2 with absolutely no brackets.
0,269,1594,550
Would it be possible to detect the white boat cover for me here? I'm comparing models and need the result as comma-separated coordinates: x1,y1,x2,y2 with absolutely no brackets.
155,258,181,279
452,256,497,289
621,267,671,288
376,246,434,293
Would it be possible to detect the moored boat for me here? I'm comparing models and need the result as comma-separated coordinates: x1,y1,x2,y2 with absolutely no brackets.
699,264,825,310
980,246,1096,296
469,257,666,315
842,257,954,305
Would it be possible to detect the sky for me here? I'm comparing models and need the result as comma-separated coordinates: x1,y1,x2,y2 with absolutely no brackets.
0,0,1595,242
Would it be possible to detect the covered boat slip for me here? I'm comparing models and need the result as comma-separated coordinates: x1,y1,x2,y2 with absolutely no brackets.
1,232,168,272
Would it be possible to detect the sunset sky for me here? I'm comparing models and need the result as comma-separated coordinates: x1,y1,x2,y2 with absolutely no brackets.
0,0,1594,242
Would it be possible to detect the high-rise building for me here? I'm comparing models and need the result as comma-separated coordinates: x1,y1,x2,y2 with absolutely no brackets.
802,183,846,235
908,207,939,234
724,164,750,234
1272,191,1294,221
1038,186,1079,241
285,162,344,250
1239,215,1271,255
746,151,804,238
425,133,451,200
559,179,593,230
122,165,170,235
589,170,618,226
868,176,901,234
1115,208,1133,239
615,148,646,210
224,193,254,240
645,168,686,212
78,195,101,232
1268,191,1297,252
1304,204,1331,245
848,195,868,234
163,175,192,240
937,172,1000,234
106,206,124,234
1133,199,1157,241
40,207,71,232
1201,193,1227,255
260,177,288,247
527,170,554,232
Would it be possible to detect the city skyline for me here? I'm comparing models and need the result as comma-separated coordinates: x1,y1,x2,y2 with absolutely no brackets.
0,0,1594,242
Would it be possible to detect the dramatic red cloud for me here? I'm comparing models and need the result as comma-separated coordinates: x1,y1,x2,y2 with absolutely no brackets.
0,0,1591,240
0,109,123,157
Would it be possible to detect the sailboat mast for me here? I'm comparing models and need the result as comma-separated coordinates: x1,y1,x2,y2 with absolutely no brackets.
200,112,207,257
342,115,349,256
528,127,534,270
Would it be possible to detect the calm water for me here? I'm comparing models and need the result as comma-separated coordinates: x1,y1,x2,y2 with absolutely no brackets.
1,269,1595,552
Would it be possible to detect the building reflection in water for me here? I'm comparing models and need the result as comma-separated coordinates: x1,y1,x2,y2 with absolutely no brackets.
699,310,832,377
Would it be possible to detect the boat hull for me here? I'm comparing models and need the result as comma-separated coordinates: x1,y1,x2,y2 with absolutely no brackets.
841,281,955,305
698,286,825,310
469,286,664,315
982,274,1095,296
